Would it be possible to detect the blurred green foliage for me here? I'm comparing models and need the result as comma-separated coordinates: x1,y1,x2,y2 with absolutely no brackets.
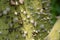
50,0,60,24
51,0,60,16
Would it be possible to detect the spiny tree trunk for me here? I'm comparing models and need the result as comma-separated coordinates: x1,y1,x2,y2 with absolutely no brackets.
0,0,57,40
45,18,60,40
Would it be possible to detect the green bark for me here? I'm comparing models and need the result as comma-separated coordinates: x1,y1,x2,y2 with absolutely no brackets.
0,0,57,40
